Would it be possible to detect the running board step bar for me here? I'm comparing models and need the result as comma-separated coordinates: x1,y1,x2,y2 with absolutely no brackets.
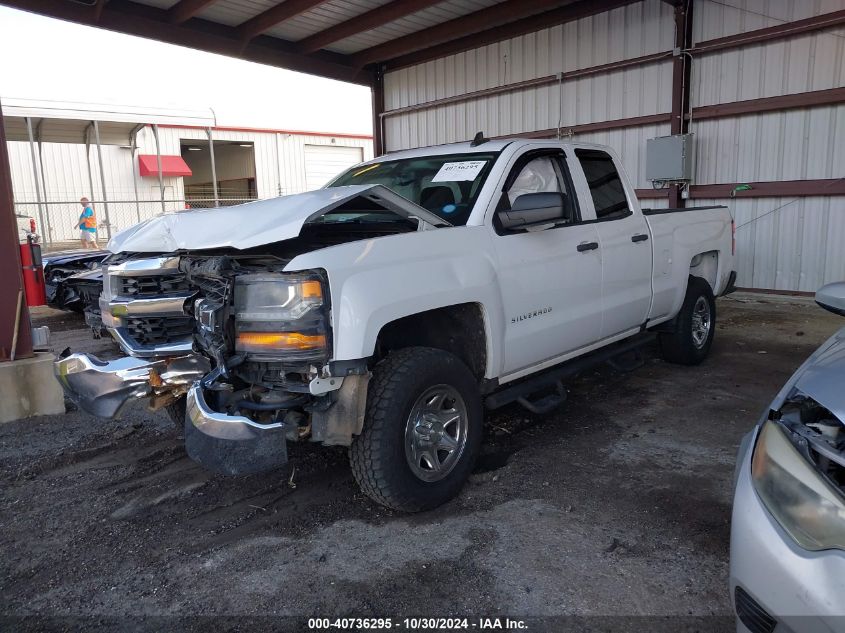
516,380,567,415
485,333,656,412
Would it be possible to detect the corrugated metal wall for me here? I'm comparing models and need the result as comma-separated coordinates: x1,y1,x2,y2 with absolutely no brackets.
381,0,845,291
688,0,845,291
383,0,675,164
9,126,372,243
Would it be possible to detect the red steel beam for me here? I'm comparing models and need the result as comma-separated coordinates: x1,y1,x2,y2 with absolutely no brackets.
490,113,673,140
0,100,33,361
668,0,693,208
692,87,845,120
372,69,386,156
637,178,845,199
691,8,845,55
691,179,845,198
295,0,444,54
371,0,639,70
167,0,218,24
237,0,330,42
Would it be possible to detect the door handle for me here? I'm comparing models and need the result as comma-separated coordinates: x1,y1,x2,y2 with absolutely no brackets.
631,234,649,243
577,241,599,252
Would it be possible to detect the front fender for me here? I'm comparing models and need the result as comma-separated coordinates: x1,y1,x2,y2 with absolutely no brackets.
285,226,504,378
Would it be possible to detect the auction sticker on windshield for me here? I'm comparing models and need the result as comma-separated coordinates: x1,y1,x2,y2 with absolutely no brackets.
431,160,487,182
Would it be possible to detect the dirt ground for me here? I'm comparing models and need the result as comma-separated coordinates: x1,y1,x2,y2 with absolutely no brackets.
1,294,842,632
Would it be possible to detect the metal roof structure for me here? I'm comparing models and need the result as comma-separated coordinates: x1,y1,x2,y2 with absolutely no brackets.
2,98,216,145
0,0,642,85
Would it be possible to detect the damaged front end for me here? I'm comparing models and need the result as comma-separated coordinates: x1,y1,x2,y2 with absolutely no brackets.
54,250,368,476
51,185,448,474
751,327,845,552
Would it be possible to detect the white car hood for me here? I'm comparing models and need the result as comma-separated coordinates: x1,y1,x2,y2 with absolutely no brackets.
107,185,448,253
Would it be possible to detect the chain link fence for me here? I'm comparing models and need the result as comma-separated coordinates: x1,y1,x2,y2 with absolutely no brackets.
14,189,257,251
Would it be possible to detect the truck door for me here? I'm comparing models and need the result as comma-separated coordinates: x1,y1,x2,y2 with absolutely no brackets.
574,148,652,339
491,149,603,378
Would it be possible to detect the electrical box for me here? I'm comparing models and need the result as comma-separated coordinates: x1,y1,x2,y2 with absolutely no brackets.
646,133,694,183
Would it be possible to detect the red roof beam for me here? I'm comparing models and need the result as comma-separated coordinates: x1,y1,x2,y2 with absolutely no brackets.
376,0,641,70
295,0,444,54
237,0,331,42
353,0,638,68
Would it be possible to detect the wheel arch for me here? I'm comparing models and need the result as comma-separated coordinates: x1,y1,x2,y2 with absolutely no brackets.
689,250,719,295
374,302,490,383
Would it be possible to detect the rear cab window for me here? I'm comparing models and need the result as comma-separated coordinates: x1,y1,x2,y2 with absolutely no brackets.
574,149,630,221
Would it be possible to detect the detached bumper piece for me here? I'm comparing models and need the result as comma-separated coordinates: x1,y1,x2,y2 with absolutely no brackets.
54,352,210,418
185,383,288,475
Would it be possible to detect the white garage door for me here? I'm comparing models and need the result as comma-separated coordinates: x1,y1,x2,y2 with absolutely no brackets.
304,145,364,190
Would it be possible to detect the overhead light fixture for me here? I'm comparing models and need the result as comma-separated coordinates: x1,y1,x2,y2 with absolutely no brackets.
239,143,252,148
187,146,203,151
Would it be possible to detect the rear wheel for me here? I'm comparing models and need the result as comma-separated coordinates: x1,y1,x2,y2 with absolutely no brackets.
350,347,482,512
659,275,716,365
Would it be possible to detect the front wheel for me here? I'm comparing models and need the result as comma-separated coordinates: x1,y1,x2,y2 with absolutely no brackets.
658,275,716,365
350,347,482,512
164,397,186,432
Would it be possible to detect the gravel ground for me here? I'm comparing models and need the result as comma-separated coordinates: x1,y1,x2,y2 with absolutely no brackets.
1,295,841,632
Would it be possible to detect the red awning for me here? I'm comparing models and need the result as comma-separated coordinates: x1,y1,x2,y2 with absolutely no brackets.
138,154,193,177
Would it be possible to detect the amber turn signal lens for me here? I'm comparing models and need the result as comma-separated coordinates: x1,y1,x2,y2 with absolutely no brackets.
300,280,322,299
236,331,326,351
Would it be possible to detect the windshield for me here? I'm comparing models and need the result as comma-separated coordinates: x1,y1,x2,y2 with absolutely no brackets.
328,152,499,226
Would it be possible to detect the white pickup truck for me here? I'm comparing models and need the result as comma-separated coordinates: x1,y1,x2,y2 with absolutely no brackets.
56,138,736,511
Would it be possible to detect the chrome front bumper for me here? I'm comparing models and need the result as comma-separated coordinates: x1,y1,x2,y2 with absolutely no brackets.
184,383,288,474
55,352,210,418
54,352,290,474
185,382,284,440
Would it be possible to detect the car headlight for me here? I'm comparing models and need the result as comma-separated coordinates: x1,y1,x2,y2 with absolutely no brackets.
752,420,845,551
233,272,329,361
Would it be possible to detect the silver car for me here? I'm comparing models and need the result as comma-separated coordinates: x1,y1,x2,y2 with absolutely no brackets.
730,282,845,633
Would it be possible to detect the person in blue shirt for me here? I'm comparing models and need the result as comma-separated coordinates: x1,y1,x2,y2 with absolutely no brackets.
78,197,98,249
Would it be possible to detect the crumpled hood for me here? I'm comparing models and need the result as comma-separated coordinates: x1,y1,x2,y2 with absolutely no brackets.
792,327,845,422
107,185,447,253
772,325,845,422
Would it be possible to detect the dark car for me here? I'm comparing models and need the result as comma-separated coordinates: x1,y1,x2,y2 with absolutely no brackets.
43,249,109,311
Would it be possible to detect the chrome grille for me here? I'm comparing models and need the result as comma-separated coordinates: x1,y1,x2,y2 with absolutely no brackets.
119,275,190,297
104,256,196,356
125,316,194,347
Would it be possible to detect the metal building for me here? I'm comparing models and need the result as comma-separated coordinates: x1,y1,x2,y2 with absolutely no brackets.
2,0,844,292
4,99,372,245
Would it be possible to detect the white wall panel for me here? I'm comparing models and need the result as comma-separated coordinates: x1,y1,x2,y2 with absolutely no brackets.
693,0,845,43
692,103,845,183
692,30,845,107
384,0,674,110
695,196,845,291
384,61,673,151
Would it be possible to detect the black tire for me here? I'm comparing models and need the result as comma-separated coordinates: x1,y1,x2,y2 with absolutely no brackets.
659,275,716,365
164,397,186,432
350,347,483,512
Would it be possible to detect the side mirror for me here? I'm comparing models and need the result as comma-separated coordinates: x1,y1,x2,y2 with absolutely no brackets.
815,282,845,317
498,192,564,230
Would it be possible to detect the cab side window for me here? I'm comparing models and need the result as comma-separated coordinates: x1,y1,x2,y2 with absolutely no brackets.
494,152,579,235
507,156,562,205
575,149,630,220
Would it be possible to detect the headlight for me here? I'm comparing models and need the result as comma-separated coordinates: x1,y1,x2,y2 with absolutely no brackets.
233,272,329,361
752,420,845,551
